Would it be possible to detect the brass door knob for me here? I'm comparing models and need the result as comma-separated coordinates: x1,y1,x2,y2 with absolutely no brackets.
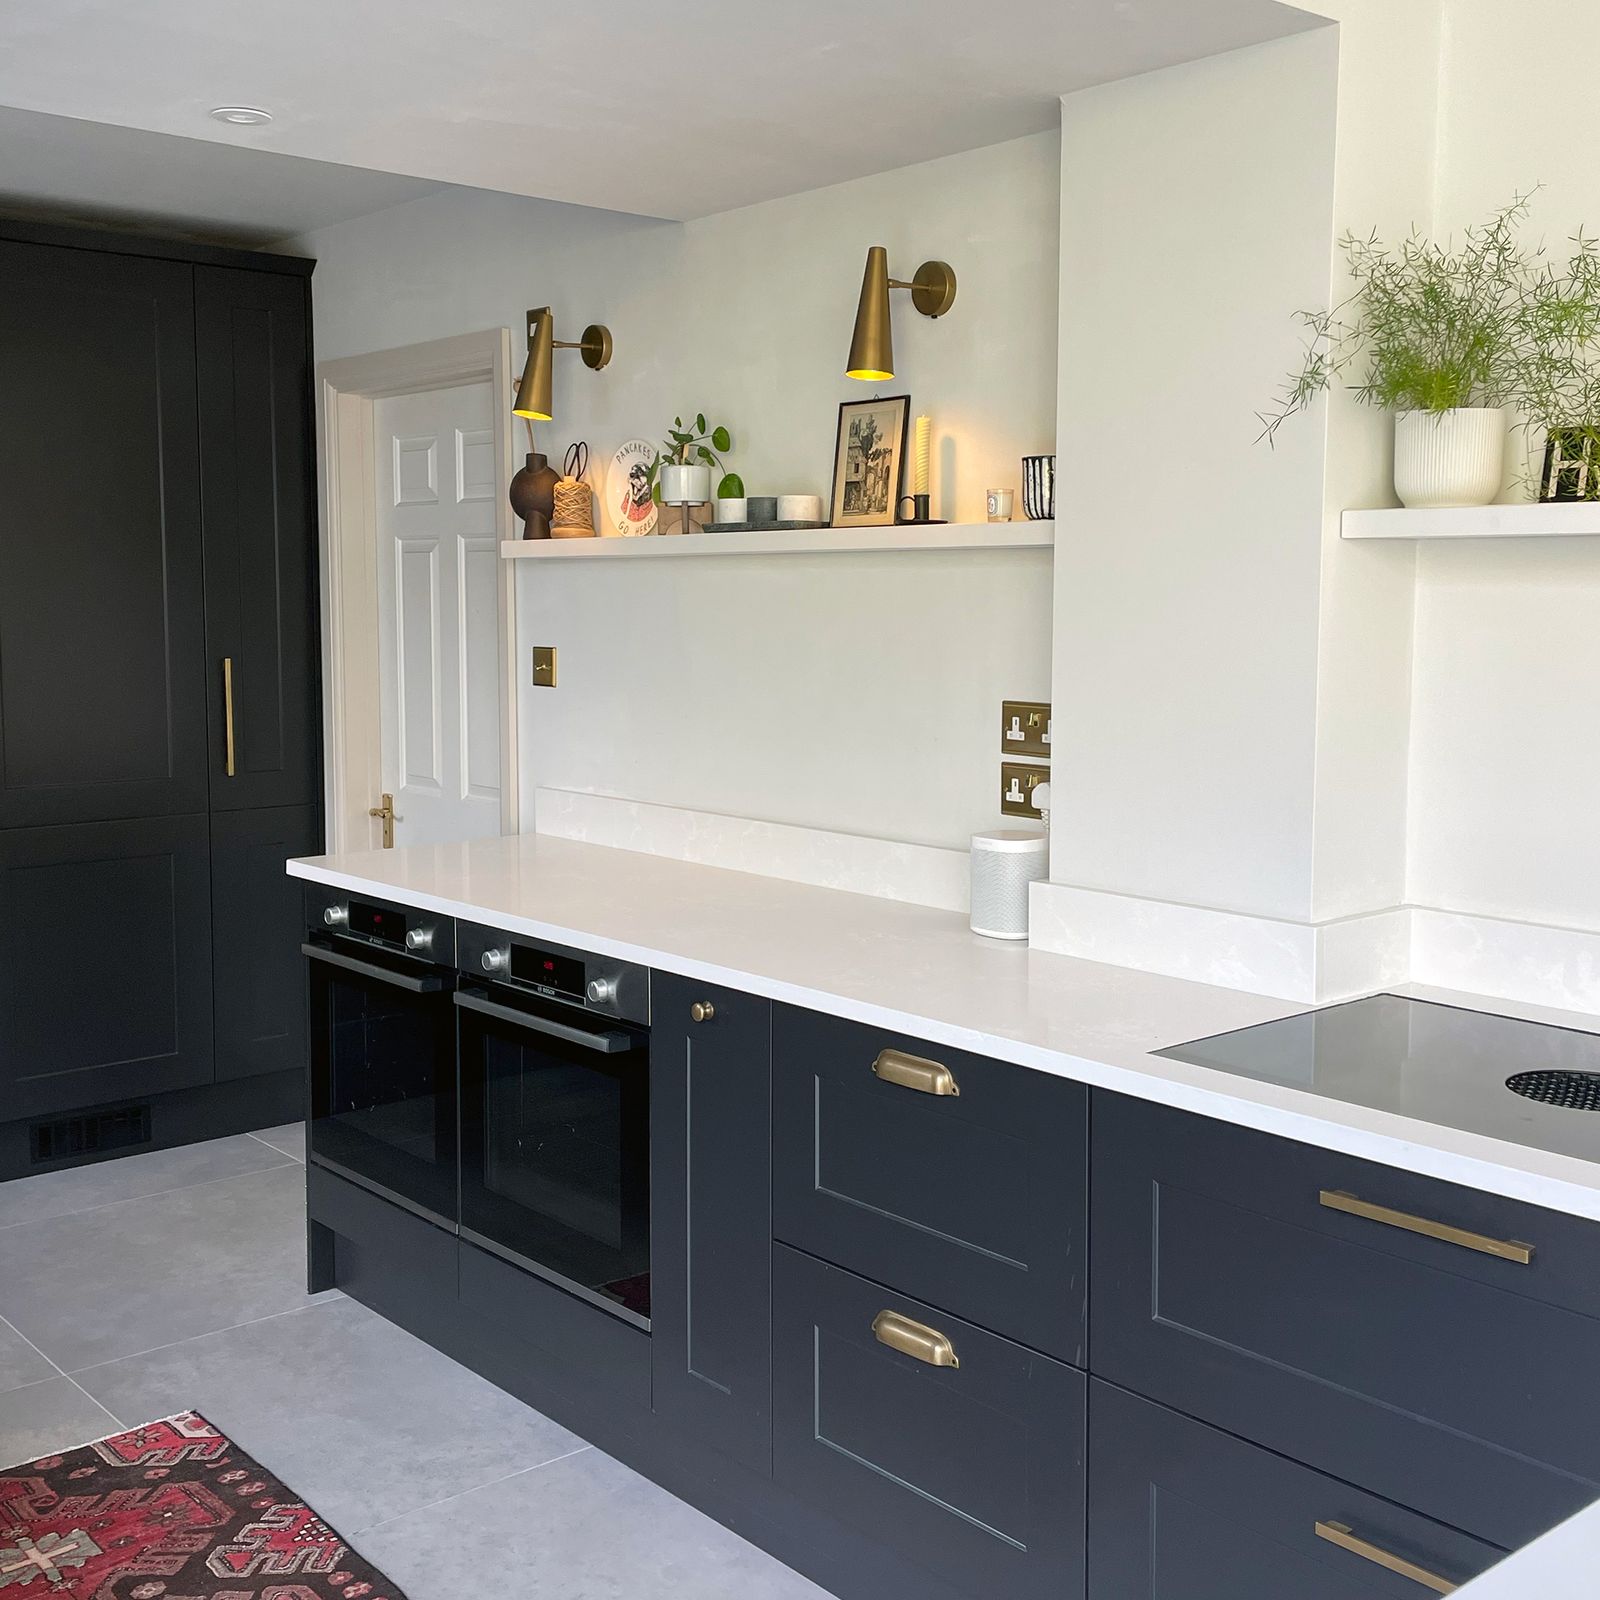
690,1001,716,1024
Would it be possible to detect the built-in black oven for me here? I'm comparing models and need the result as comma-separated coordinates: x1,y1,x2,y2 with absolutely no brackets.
303,885,458,1229
455,922,652,1328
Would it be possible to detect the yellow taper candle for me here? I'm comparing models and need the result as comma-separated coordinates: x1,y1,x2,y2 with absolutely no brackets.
913,414,932,497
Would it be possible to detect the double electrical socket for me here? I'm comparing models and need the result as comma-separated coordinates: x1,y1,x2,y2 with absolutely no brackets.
1000,699,1050,817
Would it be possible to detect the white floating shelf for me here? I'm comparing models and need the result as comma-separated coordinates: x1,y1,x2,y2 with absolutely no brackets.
1342,502,1600,540
501,520,1053,560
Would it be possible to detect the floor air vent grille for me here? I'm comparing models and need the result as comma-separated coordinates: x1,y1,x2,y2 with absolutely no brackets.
31,1104,153,1164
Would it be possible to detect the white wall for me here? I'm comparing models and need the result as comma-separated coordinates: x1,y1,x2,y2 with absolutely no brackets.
1403,0,1600,939
1050,30,1340,923
293,134,1060,858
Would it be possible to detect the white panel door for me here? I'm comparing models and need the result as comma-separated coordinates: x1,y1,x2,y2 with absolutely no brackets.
374,381,502,846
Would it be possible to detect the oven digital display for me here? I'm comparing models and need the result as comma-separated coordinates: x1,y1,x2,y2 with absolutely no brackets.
510,945,585,997
350,902,408,944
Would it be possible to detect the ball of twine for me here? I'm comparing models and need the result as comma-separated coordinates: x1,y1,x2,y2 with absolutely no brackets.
551,477,594,537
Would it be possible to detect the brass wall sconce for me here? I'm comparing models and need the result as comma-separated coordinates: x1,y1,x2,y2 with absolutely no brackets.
845,246,957,381
513,306,613,422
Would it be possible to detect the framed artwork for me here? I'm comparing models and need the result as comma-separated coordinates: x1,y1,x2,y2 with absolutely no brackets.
829,394,910,527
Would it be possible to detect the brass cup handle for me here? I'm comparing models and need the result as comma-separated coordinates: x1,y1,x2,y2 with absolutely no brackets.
872,1048,959,1097
1318,1190,1534,1265
871,1309,960,1369
690,1001,716,1024
1315,1521,1457,1594
222,657,236,778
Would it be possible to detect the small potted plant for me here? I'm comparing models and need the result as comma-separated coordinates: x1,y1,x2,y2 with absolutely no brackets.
648,414,741,508
1261,193,1600,508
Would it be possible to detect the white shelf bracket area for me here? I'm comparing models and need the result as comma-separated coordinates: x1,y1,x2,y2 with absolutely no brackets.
500,520,1054,560
1341,503,1600,540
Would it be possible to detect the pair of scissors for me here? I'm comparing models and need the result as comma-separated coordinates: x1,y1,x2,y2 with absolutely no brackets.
563,441,589,481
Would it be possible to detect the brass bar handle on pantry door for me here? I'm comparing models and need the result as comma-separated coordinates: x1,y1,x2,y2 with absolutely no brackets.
871,1310,960,1369
1314,1521,1457,1594
1318,1190,1534,1265
871,1048,960,1097
222,657,236,778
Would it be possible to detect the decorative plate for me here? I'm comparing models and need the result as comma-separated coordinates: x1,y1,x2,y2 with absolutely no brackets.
603,439,660,537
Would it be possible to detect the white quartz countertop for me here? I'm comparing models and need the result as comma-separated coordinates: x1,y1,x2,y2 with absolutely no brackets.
289,832,1600,1223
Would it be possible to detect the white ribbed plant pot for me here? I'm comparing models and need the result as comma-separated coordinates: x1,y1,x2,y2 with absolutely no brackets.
658,463,711,505
1393,408,1505,509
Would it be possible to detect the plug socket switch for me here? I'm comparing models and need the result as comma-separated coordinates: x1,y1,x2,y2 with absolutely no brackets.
1001,761,1049,818
1001,700,1050,757
531,646,558,687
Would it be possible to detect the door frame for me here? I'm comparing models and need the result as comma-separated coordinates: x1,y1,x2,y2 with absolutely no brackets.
316,328,519,852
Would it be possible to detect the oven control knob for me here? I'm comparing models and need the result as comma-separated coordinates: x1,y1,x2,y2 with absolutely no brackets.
404,927,434,954
480,947,510,973
322,905,348,927
585,976,618,1006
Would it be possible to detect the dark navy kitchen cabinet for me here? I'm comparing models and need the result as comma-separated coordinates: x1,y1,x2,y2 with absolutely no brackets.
1092,1090,1600,1550
772,1243,1087,1600
772,1004,1088,1364
650,975,775,1474
1089,1380,1507,1599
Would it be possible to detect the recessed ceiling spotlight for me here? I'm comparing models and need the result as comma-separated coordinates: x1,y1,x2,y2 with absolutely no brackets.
209,105,273,126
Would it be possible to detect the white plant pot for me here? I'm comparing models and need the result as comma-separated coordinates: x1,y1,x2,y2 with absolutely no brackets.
659,463,711,505
1393,408,1505,509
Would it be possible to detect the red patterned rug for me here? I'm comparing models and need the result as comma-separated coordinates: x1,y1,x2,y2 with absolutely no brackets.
0,1411,408,1598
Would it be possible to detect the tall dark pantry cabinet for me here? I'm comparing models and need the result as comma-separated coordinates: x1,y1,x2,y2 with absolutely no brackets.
0,221,321,1178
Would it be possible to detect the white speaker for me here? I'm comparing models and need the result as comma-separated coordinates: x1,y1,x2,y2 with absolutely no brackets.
969,830,1048,941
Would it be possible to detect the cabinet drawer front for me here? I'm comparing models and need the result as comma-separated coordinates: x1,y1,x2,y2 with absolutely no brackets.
772,1244,1086,1600
1092,1092,1600,1550
772,1005,1087,1361
1089,1381,1505,1599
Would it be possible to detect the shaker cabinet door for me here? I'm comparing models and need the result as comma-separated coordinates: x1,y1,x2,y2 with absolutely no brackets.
650,973,774,1474
0,816,214,1117
196,265,319,811
211,803,319,1081
0,240,207,827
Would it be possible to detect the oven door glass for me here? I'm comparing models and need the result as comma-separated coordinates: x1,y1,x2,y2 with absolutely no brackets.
456,984,650,1325
306,938,458,1227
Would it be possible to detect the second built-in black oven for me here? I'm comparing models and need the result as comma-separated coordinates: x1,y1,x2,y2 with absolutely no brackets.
455,922,652,1329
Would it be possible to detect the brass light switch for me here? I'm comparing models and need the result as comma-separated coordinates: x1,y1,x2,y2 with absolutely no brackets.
1001,700,1050,758
1001,761,1049,818
531,646,558,687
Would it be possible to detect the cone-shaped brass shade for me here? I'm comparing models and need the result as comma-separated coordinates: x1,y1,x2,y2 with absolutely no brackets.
846,246,894,381
513,307,555,421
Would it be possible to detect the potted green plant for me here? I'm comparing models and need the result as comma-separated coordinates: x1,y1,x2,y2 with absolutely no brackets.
1261,194,1600,508
648,414,740,508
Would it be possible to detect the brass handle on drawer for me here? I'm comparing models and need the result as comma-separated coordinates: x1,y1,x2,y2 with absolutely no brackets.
1318,1190,1534,1265
222,657,236,778
1315,1521,1458,1594
872,1048,959,1097
871,1310,960,1369
690,1001,716,1024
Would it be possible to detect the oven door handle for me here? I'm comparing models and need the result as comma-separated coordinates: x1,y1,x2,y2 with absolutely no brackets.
453,987,635,1053
301,941,447,993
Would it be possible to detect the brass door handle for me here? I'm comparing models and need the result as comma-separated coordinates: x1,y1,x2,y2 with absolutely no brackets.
1315,1521,1457,1594
690,1001,716,1024
872,1048,959,1097
368,792,396,850
1319,1190,1534,1265
222,657,236,777
871,1309,960,1369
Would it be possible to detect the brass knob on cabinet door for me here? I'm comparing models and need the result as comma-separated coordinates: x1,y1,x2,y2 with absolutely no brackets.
690,1001,716,1023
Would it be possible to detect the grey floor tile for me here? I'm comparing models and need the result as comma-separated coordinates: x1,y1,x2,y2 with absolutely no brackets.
358,1446,832,1599
0,1163,331,1371
0,1133,293,1229
0,1378,120,1466
0,1317,56,1394
249,1122,306,1162
74,1296,586,1534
